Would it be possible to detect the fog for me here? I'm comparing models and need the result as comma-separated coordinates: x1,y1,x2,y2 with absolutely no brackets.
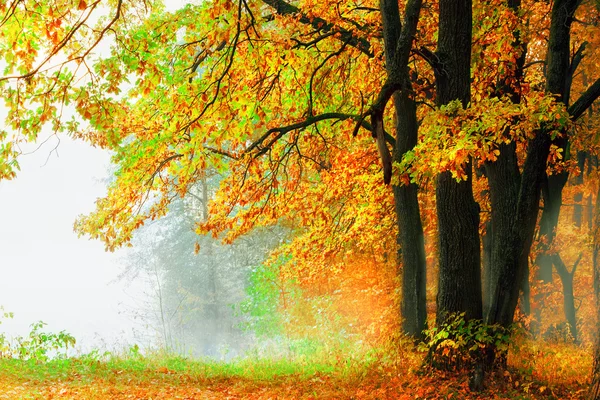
0,134,273,359
0,0,261,358
0,136,146,353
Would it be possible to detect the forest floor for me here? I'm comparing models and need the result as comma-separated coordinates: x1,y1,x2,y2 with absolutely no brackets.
0,339,591,399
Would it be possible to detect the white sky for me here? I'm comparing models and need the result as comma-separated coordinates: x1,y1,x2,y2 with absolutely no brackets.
0,136,147,352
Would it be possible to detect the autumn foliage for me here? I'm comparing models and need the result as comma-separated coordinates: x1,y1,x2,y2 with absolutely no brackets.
3,0,600,397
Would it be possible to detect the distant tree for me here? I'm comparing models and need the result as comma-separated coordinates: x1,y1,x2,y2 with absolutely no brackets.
121,177,287,356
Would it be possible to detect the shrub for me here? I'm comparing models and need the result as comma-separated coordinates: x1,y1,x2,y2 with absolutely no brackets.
419,313,511,371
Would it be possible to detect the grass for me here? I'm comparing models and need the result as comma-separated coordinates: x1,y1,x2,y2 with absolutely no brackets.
0,336,593,399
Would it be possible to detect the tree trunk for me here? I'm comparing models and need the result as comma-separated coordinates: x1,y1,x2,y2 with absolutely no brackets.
436,168,482,325
485,141,521,321
552,253,581,343
394,91,427,338
588,187,600,399
379,0,427,338
434,0,481,326
574,151,587,227
487,132,550,327
484,0,528,327
482,217,493,316
486,0,580,329
520,258,531,317
537,172,569,282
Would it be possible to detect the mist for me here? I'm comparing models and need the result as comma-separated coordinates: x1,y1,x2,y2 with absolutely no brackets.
0,135,279,360
0,136,150,353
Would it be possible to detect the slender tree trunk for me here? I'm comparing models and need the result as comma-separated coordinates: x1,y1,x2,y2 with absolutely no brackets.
574,151,587,227
434,0,482,327
588,187,600,399
394,91,427,337
486,0,580,330
537,172,568,282
520,258,531,316
379,0,427,338
552,253,581,343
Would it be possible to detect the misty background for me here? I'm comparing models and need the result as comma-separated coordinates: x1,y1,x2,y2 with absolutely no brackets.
0,0,255,358
0,136,144,352
0,129,287,359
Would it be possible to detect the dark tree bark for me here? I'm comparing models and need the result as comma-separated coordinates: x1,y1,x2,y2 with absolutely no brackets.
483,0,526,324
534,9,600,286
379,0,427,338
487,131,550,327
482,217,493,315
485,141,521,321
433,0,482,327
486,0,586,329
537,171,569,282
588,186,600,399
552,253,581,343
393,92,427,338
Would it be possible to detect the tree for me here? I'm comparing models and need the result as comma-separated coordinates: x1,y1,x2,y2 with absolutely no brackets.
121,177,287,356
482,0,600,330
63,0,433,340
377,0,426,337
432,0,482,327
4,1,600,386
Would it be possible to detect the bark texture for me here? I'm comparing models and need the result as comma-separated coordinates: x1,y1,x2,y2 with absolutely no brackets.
486,0,582,328
589,187,600,399
434,0,482,326
379,0,427,337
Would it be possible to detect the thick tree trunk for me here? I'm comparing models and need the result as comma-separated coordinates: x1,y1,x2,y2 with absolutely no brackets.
487,132,550,327
484,0,528,326
436,167,482,324
434,0,482,326
485,142,521,320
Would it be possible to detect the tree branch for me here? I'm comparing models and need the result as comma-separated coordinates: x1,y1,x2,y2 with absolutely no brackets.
261,0,373,57
246,112,390,156
551,252,583,279
569,41,587,78
568,77,600,120
352,80,402,138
